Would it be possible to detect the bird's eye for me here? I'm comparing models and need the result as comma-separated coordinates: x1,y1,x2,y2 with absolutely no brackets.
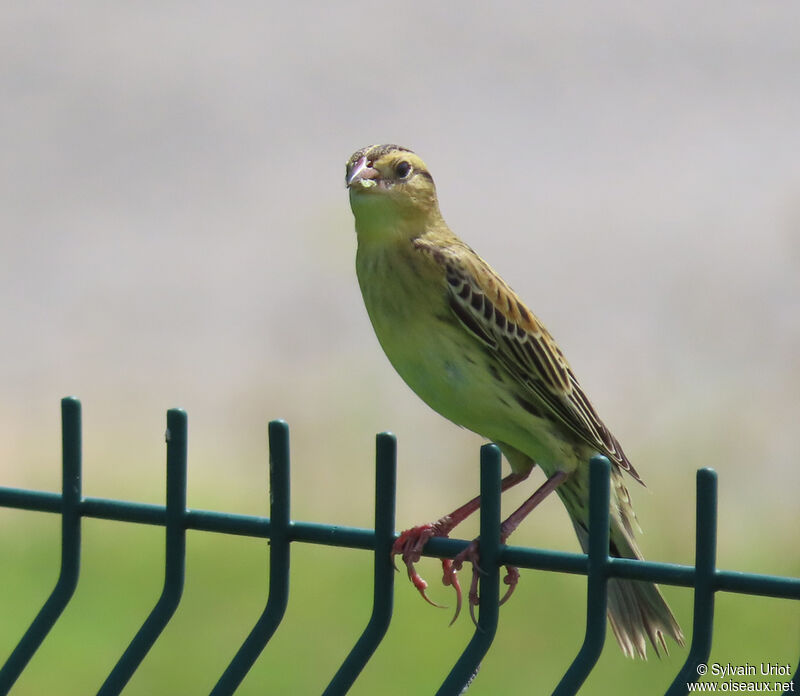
395,161,412,179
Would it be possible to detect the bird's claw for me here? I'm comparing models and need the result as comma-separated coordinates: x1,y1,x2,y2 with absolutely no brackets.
392,524,434,565
392,524,449,610
393,527,521,625
451,540,483,626
499,565,519,605
452,541,521,625
406,561,445,608
442,559,463,625
468,569,481,627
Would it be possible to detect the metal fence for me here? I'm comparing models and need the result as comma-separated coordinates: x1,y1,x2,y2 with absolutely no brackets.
0,397,798,695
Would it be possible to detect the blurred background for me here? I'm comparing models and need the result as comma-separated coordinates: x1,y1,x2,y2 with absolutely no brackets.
1,2,798,694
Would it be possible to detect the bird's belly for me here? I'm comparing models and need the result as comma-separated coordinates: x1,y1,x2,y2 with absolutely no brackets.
382,326,497,424
375,317,578,473
358,247,578,473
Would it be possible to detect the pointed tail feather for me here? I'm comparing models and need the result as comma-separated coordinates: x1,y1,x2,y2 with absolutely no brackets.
571,520,685,659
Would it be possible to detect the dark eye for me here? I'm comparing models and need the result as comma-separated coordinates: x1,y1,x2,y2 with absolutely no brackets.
395,160,412,179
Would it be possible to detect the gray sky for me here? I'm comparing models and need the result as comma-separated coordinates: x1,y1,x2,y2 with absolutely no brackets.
2,3,799,541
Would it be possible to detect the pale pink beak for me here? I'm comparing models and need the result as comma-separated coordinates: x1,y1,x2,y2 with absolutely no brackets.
346,156,380,188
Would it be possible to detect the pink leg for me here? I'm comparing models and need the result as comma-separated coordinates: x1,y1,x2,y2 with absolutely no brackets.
393,471,530,614
453,470,569,623
500,470,568,542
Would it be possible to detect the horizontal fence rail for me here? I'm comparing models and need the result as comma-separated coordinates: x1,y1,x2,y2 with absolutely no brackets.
0,397,798,695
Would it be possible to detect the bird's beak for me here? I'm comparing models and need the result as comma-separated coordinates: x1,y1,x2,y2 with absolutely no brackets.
346,156,379,189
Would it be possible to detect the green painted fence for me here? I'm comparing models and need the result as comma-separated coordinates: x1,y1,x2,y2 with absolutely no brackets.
0,397,798,695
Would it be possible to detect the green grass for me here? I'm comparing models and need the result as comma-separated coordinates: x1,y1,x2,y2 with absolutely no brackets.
1,506,797,695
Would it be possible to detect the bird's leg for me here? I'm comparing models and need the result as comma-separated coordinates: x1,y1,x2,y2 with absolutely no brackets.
452,470,569,624
393,471,530,613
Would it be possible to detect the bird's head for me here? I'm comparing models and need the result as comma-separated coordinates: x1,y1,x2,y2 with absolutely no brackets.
346,144,440,239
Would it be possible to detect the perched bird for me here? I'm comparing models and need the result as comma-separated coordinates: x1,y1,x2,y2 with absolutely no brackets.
345,143,684,659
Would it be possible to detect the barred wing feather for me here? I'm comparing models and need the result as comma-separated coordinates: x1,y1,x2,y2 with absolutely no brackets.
415,238,643,485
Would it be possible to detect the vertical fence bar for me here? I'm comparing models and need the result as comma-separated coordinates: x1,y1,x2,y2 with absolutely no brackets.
0,397,82,695
323,431,397,695
553,456,611,695
210,419,291,695
666,468,717,696
97,408,188,696
437,443,502,696
4,406,800,694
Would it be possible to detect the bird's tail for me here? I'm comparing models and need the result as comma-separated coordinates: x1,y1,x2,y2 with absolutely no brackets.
564,473,685,659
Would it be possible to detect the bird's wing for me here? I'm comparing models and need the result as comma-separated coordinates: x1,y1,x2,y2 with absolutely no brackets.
415,237,643,484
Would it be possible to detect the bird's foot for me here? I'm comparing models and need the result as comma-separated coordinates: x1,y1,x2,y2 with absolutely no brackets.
500,565,519,606
451,539,482,625
451,540,520,625
392,523,452,609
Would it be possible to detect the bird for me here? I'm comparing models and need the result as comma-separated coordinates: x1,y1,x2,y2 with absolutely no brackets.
345,143,684,659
